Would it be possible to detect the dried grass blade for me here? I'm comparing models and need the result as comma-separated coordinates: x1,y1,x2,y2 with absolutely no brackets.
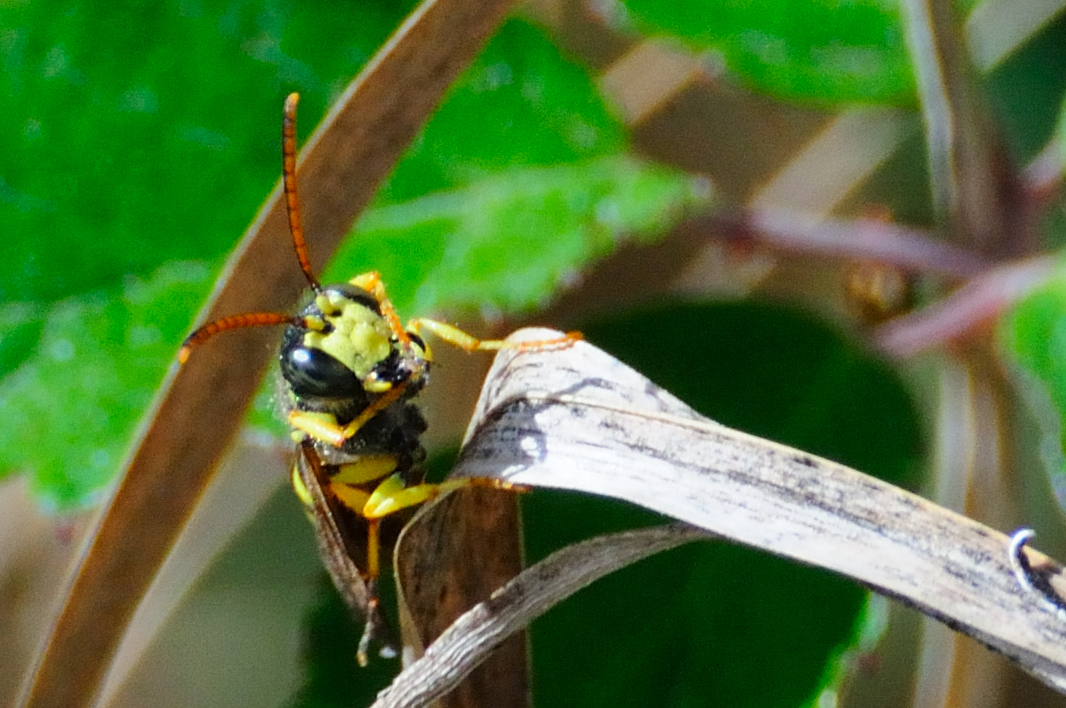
17,2,519,706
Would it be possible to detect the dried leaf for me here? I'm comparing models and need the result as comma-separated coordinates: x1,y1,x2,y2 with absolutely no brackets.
392,328,1066,703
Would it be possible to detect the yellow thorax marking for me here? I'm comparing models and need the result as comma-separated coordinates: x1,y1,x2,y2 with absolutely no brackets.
334,455,399,485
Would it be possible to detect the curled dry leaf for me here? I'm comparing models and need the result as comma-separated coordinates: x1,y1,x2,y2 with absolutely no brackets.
385,524,707,708
391,328,1066,707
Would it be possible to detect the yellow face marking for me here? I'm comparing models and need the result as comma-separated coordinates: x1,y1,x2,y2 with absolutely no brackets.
327,290,351,311
303,314,328,332
314,292,340,316
303,299,393,381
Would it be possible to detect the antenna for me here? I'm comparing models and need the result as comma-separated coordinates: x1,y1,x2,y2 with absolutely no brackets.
179,94,320,361
282,93,321,293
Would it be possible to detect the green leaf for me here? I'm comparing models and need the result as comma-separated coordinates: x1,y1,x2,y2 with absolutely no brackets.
377,19,630,203
617,0,915,105
0,302,46,378
322,20,709,316
0,261,214,509
983,14,1066,160
0,0,413,307
1000,265,1066,508
328,155,709,315
1,0,413,507
5,12,699,508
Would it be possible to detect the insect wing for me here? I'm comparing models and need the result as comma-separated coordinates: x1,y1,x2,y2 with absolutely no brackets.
295,443,396,662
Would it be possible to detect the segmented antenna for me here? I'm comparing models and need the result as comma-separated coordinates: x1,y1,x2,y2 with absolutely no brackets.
283,92,321,293
179,94,324,362
179,313,300,363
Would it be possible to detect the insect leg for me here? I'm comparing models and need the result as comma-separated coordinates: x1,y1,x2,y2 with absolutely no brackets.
406,318,582,353
358,520,386,665
362,473,527,520
295,442,397,665
287,383,410,447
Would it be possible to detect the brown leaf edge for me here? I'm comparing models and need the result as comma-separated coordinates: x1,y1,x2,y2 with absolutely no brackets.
395,488,528,708
16,1,520,706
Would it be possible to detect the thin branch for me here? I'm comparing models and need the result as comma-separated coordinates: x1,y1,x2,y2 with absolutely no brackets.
873,256,1056,358
864,113,1063,359
899,0,1015,255
701,209,990,278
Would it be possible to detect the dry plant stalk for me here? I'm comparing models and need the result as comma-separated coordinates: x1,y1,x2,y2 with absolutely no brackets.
16,1,521,706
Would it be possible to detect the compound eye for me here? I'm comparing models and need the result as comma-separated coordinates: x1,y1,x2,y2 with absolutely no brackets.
324,284,381,315
407,332,426,354
281,345,361,398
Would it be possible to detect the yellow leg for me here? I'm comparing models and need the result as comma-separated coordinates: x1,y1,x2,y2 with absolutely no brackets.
361,473,527,519
357,518,383,667
407,318,582,353
330,481,373,514
350,271,411,348
289,386,410,447
289,409,347,447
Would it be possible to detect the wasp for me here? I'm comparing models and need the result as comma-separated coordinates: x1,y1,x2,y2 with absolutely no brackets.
179,93,578,664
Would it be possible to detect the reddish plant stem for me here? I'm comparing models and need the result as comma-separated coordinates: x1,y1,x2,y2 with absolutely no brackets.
1023,137,1065,211
873,256,1056,359
703,210,990,278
